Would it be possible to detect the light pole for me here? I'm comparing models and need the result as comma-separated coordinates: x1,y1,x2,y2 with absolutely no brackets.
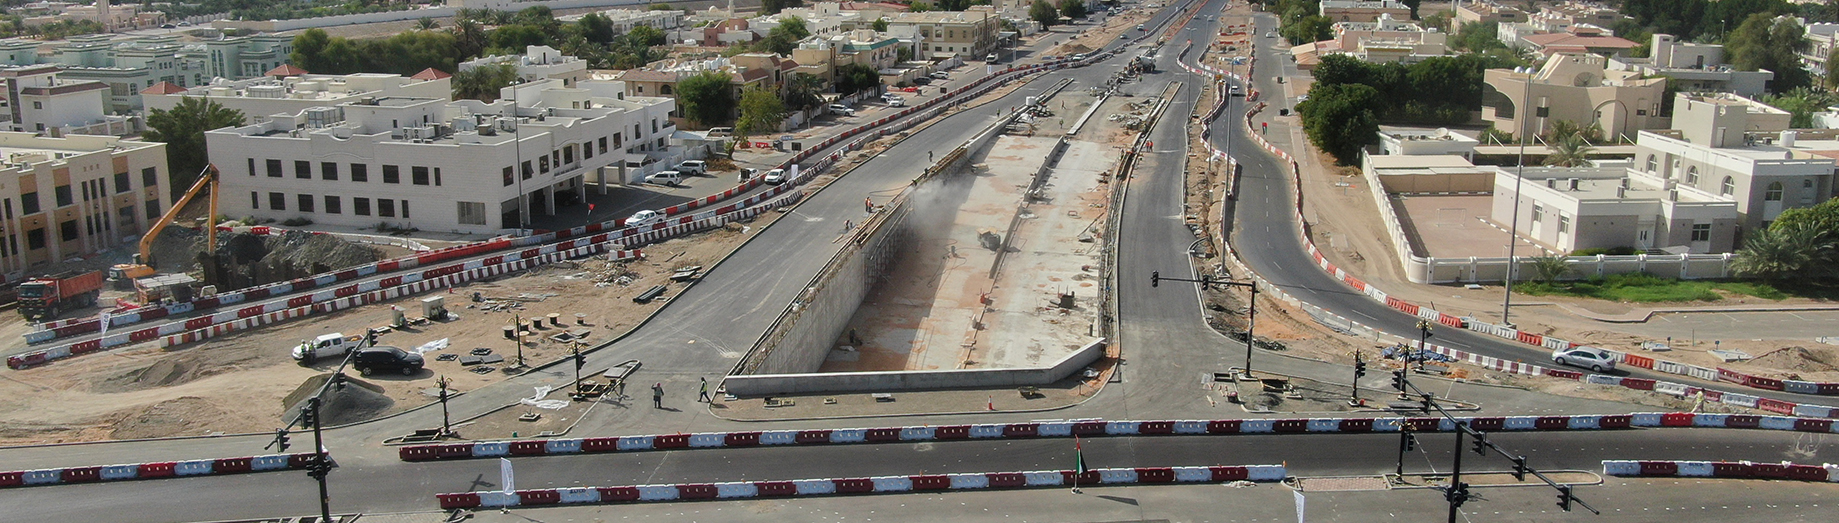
1151,271,1257,378
1414,319,1433,373
508,93,529,231
437,375,453,437
1501,67,1535,328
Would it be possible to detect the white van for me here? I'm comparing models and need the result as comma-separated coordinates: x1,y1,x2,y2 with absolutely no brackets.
675,160,707,175
706,127,733,137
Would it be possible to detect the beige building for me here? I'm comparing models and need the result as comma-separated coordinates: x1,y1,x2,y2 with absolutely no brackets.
841,7,999,59
1318,0,1411,23
142,71,452,121
1630,93,1835,236
1482,53,1668,143
0,133,168,275
1454,2,1528,26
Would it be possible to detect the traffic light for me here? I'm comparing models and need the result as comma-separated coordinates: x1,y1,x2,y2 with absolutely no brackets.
1390,370,1406,391
299,404,316,428
1471,433,1489,456
1150,271,1161,287
1556,485,1574,511
1400,432,1417,452
1511,456,1529,481
1445,483,1470,508
364,329,378,347
1418,393,1434,411
270,428,291,452
574,351,587,370
1354,359,1367,378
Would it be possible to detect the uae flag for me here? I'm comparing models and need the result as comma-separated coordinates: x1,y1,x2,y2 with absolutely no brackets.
1074,436,1089,475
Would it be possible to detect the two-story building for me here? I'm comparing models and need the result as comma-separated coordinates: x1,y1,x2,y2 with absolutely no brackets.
0,133,168,275
1482,53,1669,143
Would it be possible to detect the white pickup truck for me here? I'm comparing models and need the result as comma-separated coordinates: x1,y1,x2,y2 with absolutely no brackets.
293,332,364,364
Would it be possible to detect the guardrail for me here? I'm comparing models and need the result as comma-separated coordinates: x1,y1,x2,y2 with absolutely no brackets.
396,411,1839,464
433,463,1286,509
0,452,324,490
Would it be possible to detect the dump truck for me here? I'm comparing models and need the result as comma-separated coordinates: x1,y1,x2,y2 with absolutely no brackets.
17,270,104,320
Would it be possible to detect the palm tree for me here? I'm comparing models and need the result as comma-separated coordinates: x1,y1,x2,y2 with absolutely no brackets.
414,17,439,31
1733,224,1829,282
784,73,825,110
1529,255,1572,283
1542,134,1596,167
450,19,487,60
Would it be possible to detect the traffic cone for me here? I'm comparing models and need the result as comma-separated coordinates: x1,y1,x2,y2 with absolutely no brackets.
988,396,995,411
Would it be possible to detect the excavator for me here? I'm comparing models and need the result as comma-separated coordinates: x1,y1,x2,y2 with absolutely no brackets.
109,164,219,285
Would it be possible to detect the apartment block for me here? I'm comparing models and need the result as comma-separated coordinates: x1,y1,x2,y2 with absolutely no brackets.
1608,34,1773,97
1629,93,1835,235
1454,2,1527,26
460,46,589,88
0,65,138,137
840,7,999,59
0,132,168,274
143,71,452,121
205,79,676,234
1319,0,1411,23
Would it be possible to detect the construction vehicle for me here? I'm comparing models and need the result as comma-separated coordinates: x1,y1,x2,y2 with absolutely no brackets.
110,165,219,283
17,270,104,320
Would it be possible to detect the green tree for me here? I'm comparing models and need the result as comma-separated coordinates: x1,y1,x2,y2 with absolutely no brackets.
1727,13,1811,93
1760,87,1839,127
1421,11,1451,32
784,72,826,110
872,17,889,32
1733,223,1833,281
910,1,934,12
1827,47,1839,88
1030,0,1059,27
1058,0,1087,20
1280,15,1332,44
761,0,804,15
450,19,488,59
937,0,972,10
1400,0,1420,19
1529,255,1571,283
289,29,335,73
1296,83,1381,165
630,25,668,47
649,3,675,10
514,5,557,29
1452,21,1507,52
736,85,788,138
142,98,245,201
1542,134,1597,167
676,70,737,126
1771,197,1839,236
414,17,439,31
834,63,882,94
453,63,519,101
490,24,548,51
578,13,617,44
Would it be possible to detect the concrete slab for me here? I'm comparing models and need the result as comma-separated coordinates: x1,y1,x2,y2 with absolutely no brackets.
1391,194,1556,258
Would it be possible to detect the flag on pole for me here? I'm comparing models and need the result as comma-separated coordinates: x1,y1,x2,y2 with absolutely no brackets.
98,311,111,336
500,457,516,495
1074,436,1089,475
1293,489,1306,523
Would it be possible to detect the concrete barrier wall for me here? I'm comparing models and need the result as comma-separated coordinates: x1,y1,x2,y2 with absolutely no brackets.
725,338,1105,395
742,203,911,375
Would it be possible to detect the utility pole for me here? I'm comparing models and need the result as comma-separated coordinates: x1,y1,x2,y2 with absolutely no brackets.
572,343,587,397
1415,319,1433,373
1151,271,1258,379
1446,421,1470,523
437,375,453,437
1350,350,1366,406
306,396,332,523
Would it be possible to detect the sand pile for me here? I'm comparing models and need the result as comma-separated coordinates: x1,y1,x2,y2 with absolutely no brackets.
282,374,394,427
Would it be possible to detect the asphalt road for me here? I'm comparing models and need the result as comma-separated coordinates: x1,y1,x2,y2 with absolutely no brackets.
1211,13,1833,406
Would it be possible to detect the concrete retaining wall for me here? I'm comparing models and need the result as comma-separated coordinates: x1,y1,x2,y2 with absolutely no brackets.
723,339,1104,395
740,203,911,375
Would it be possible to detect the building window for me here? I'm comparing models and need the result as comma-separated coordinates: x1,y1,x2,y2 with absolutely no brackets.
434,168,441,186
1685,166,1698,185
295,160,312,179
540,156,550,173
32,101,40,109
1558,215,1570,233
1691,223,1711,242
59,219,78,241
401,200,409,219
382,165,400,184
354,197,371,216
321,162,339,181
1670,157,1680,178
26,228,44,250
412,166,430,185
1645,154,1656,172
248,158,256,176
54,185,72,207
146,199,160,219
251,191,259,209
270,192,286,210
564,146,575,164
522,161,534,179
601,136,610,152
503,166,514,186
1720,176,1734,196
298,194,315,212
1765,181,1783,201
583,143,593,159
20,192,37,214
1531,204,1543,223
378,199,396,217
267,159,283,177
351,164,369,182
325,195,341,214
457,201,487,225
114,172,130,193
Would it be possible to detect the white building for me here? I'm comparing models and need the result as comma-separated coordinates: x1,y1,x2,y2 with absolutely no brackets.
1608,34,1773,97
206,79,676,234
748,2,861,38
142,70,453,121
557,8,685,33
1492,164,1741,254
459,45,589,88
0,64,137,136
1377,127,1477,157
1628,93,1837,237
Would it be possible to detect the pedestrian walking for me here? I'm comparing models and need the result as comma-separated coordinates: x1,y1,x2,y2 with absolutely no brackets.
864,197,875,213
699,377,712,403
844,219,853,231
929,150,935,162
615,378,627,400
651,382,664,408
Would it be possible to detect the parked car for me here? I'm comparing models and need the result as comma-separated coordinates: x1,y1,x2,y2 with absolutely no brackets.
986,53,999,62
1072,53,1088,61
160,23,176,28
676,160,707,175
626,209,663,226
762,168,787,184
828,104,855,116
886,96,905,107
352,346,423,376
706,127,734,137
1552,347,1618,373
929,71,950,80
741,167,758,180
647,170,684,186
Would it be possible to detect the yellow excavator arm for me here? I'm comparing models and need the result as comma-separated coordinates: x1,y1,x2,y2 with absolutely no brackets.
116,165,218,279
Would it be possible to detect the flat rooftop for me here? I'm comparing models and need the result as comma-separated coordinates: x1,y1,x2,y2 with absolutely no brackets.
1392,194,1556,257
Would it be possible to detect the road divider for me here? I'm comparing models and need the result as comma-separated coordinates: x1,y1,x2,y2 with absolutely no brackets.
1603,459,1839,482
0,452,325,490
397,411,1839,463
433,463,1287,509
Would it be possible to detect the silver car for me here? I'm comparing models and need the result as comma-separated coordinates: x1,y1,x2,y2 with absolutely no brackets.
1552,347,1617,373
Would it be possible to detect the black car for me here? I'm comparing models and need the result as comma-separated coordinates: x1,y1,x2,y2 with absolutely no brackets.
912,77,932,85
352,347,424,376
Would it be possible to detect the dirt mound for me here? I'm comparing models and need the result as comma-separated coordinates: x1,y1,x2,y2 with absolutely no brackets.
1060,43,1093,54
147,226,206,271
108,396,234,439
91,343,270,393
249,231,383,283
282,374,394,427
1748,346,1839,373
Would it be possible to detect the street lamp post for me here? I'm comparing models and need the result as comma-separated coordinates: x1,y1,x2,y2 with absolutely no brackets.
1414,319,1433,373
1151,271,1258,378
1501,67,1536,328
437,375,453,437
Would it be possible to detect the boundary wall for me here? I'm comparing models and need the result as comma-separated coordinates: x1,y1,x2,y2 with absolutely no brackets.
724,338,1106,395
434,463,1287,509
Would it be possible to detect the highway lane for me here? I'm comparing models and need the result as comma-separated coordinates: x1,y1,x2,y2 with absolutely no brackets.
1211,13,1834,406
13,427,1825,522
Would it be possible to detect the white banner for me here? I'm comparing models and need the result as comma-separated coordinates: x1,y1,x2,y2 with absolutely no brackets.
500,457,515,494
1294,489,1305,523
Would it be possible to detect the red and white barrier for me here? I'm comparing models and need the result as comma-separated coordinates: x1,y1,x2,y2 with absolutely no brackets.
434,464,1287,509
1604,459,1839,482
0,453,322,489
